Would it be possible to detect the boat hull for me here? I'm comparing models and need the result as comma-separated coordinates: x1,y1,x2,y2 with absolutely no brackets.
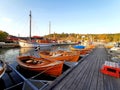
39,51,80,62
0,60,6,78
110,47,120,52
17,56,63,77
19,40,52,48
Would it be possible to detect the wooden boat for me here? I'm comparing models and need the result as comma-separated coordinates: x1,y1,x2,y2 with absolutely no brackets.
72,50,89,56
39,50,80,62
0,60,6,78
17,56,64,77
70,47,91,55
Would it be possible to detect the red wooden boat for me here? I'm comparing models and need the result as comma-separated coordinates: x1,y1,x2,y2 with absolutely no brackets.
17,56,64,77
101,61,120,78
39,50,80,62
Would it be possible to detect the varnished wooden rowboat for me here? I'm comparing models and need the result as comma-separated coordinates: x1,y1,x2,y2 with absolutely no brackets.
39,50,80,62
17,56,64,77
0,60,6,78
74,49,90,55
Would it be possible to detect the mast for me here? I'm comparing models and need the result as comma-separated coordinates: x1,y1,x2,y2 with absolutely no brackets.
29,11,32,40
49,21,51,35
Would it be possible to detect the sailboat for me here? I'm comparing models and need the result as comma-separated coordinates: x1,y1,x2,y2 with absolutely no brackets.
18,11,53,48
18,39,52,48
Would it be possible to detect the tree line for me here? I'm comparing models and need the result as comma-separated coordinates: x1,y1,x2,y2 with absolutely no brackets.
45,32,120,43
0,30,120,43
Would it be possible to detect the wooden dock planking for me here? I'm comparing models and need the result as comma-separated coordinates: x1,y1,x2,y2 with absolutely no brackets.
61,50,95,90
61,56,93,90
45,45,120,90
89,49,105,90
76,55,96,89
96,55,105,90
76,49,101,90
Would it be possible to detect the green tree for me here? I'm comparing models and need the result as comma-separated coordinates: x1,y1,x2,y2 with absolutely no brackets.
0,30,8,41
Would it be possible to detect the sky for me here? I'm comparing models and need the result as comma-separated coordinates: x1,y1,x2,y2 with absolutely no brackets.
0,0,120,37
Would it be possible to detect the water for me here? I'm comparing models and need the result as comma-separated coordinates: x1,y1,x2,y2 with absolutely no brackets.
0,45,71,64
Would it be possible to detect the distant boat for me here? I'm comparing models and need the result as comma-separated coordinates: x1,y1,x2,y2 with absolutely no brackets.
17,56,64,77
110,43,120,53
110,47,120,51
70,45,95,56
70,45,85,51
18,11,53,48
70,45,85,50
19,39,52,48
73,45,85,49
0,60,6,78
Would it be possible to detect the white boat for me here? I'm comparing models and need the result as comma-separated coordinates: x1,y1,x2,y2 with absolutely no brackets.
19,39,52,48
110,46,120,54
110,47,120,51
109,42,120,54
110,43,120,51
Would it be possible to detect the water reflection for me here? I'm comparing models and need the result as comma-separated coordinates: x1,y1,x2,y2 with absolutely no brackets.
0,48,20,63
51,45,71,51
0,45,71,64
19,48,34,56
0,47,51,64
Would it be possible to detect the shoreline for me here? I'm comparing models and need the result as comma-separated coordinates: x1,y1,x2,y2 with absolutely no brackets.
0,43,20,48
0,43,77,48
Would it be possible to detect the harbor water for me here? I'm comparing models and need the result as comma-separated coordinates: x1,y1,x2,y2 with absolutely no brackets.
0,45,71,64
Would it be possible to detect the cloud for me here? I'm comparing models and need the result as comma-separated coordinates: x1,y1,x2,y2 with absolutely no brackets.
1,17,12,22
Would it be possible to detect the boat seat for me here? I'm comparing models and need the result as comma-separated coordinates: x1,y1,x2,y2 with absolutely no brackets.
37,60,43,64
52,54,62,57
26,60,33,63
